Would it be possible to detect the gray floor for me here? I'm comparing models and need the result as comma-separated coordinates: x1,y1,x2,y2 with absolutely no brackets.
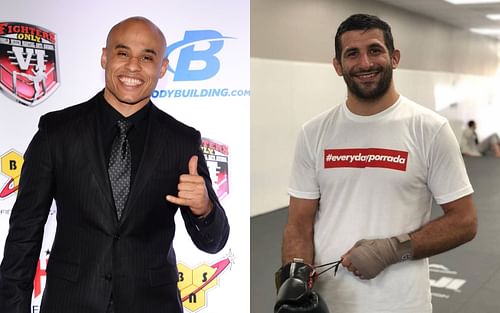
251,156,500,313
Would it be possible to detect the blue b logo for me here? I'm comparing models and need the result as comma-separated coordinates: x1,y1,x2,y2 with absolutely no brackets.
166,30,234,81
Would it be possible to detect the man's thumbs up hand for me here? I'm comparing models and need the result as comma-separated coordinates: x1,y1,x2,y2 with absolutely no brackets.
166,155,212,216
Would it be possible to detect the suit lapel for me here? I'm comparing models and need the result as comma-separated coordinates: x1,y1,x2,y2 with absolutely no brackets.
79,98,116,211
120,105,168,222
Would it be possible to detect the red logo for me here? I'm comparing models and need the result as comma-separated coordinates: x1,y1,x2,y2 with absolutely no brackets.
33,258,47,299
201,138,229,200
0,22,59,106
324,148,408,171
0,177,17,198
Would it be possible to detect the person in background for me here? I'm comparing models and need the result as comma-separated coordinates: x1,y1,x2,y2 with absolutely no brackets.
0,16,229,313
275,13,477,313
460,120,500,157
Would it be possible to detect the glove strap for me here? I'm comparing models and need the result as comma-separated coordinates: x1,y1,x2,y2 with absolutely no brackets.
314,259,341,277
275,258,317,292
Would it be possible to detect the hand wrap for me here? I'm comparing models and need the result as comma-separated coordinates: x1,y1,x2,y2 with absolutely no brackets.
347,234,412,279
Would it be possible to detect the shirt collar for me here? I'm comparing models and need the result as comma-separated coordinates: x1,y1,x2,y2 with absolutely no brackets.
99,91,151,132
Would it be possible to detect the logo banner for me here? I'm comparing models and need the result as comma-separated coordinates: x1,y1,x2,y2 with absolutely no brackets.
324,148,408,171
0,22,59,106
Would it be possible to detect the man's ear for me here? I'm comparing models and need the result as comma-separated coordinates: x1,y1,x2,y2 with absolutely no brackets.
391,49,401,69
332,57,343,76
159,58,168,78
101,48,107,69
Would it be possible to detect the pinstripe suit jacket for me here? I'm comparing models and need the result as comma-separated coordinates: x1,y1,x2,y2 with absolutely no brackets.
0,91,230,313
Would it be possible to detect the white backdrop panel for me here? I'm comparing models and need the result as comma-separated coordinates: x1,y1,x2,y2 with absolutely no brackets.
0,1,249,312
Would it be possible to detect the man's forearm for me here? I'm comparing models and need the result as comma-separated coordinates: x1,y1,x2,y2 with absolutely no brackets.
410,196,477,259
282,223,314,265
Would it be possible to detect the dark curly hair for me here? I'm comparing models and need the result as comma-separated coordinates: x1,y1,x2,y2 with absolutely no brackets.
334,14,394,61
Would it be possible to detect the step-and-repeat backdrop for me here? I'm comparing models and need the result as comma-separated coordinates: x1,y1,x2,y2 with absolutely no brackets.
0,1,249,312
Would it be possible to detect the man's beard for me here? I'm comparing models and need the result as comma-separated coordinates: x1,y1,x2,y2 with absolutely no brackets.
343,64,393,100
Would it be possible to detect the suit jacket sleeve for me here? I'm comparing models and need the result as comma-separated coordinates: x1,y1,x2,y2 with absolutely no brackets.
179,134,229,254
0,117,54,313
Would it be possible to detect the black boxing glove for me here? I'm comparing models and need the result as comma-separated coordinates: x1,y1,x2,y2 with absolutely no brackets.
274,259,329,313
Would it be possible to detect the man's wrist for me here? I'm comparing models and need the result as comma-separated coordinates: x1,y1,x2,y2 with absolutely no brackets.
393,233,413,261
195,201,213,219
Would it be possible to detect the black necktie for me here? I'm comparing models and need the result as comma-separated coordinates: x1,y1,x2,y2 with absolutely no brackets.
108,119,132,220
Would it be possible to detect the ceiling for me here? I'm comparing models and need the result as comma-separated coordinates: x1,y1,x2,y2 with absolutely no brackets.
376,0,500,37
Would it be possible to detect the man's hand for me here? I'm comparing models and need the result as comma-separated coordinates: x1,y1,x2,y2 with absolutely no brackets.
341,235,412,280
166,155,212,217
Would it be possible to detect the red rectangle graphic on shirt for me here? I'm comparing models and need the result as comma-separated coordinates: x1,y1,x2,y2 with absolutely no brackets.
324,148,408,171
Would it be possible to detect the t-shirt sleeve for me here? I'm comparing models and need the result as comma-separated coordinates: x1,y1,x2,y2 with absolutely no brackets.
288,127,320,199
428,122,474,204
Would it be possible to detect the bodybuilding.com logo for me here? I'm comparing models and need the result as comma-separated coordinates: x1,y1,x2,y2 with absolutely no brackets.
167,30,232,81
153,30,250,99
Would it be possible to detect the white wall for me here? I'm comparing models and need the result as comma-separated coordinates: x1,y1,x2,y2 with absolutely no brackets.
251,0,499,76
251,58,343,216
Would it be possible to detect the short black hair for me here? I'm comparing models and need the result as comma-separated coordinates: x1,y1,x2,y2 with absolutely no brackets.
335,14,394,61
467,120,476,128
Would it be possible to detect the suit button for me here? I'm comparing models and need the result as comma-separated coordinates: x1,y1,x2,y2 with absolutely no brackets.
114,234,120,240
105,273,112,281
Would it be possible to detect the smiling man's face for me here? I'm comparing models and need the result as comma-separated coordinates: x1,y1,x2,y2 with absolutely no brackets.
101,18,168,114
334,28,398,101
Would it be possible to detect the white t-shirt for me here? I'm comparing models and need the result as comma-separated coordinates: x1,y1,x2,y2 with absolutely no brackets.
288,96,473,313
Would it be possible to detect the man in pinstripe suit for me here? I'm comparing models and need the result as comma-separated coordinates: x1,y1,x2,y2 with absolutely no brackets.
0,16,229,313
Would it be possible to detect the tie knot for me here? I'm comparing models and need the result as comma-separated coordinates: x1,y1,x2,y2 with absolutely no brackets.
116,119,131,134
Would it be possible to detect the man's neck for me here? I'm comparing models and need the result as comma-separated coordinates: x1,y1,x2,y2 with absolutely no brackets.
345,87,400,116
